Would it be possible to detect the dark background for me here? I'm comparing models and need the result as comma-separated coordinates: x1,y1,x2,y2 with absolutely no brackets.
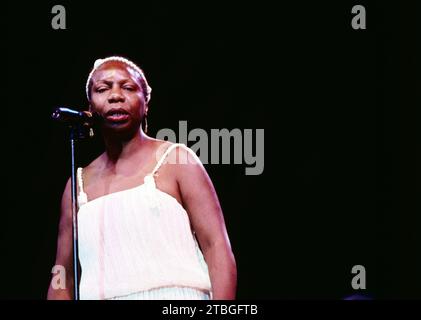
3,1,420,299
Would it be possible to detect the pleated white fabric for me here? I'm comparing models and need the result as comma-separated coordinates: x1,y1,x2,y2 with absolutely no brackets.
107,286,210,300
76,143,212,300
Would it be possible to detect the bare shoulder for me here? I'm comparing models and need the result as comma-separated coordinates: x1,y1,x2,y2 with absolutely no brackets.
151,140,208,185
153,140,202,169
148,138,173,160
169,144,211,186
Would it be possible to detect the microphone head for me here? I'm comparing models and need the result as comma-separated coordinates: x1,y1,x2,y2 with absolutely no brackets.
51,107,95,122
51,107,99,139
51,107,82,121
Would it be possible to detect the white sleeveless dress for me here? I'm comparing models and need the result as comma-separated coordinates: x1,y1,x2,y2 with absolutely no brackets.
76,143,212,300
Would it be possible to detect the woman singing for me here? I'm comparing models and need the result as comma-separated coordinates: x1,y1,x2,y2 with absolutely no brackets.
47,56,237,300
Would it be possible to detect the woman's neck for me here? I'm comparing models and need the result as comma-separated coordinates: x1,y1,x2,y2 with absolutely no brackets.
102,129,149,167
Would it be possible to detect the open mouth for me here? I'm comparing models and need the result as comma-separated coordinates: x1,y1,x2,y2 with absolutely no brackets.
105,108,130,122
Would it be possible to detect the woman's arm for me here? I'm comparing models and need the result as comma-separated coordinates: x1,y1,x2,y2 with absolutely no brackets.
47,178,74,300
175,147,237,299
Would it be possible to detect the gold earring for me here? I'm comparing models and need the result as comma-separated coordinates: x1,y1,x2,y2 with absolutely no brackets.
144,116,148,134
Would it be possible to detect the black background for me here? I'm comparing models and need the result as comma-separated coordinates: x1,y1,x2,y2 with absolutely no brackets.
3,0,420,299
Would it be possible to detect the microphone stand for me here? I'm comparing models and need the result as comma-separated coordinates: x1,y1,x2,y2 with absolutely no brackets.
52,107,96,300
67,123,93,300
69,126,80,300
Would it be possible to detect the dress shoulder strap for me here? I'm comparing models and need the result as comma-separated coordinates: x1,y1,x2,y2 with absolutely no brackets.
77,167,88,207
150,143,186,176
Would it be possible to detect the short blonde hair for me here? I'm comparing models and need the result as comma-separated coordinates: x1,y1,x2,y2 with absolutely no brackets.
86,56,152,103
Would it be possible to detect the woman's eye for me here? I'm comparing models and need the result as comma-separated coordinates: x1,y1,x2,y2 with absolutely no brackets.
96,88,108,93
123,86,135,91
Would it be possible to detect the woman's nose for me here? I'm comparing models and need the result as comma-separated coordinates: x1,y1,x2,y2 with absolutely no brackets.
108,87,125,103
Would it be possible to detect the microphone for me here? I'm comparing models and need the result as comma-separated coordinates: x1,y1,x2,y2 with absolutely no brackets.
51,107,100,125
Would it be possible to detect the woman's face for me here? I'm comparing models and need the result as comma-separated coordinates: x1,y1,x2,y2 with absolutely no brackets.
89,61,147,134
